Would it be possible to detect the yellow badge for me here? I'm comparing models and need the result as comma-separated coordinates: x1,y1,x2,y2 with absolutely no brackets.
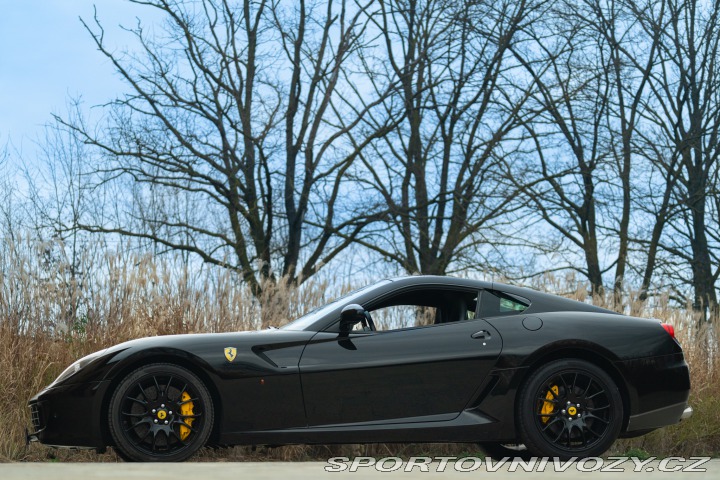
224,347,237,362
568,406,577,416
157,410,167,420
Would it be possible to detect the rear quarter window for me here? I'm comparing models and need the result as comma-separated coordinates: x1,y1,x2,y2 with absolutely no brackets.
480,290,530,317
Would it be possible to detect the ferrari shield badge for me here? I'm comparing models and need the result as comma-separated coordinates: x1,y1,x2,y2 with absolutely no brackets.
224,347,237,362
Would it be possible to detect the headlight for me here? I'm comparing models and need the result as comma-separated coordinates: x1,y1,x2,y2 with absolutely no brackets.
49,349,108,387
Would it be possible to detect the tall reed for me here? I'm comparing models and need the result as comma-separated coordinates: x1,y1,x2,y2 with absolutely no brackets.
0,236,717,461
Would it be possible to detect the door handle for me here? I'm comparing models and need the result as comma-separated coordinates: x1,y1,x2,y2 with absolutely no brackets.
471,330,491,340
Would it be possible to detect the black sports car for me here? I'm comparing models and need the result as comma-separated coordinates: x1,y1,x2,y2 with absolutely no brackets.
28,276,692,461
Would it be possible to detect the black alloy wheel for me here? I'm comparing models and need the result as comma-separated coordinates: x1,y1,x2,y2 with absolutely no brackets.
517,359,622,459
108,363,214,462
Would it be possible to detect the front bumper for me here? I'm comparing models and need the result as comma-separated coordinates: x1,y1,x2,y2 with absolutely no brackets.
27,380,111,448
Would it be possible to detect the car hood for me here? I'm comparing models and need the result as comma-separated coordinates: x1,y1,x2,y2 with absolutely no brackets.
54,328,316,387
107,328,283,352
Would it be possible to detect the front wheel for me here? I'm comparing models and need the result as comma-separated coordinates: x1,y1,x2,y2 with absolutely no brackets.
108,363,214,462
517,359,623,459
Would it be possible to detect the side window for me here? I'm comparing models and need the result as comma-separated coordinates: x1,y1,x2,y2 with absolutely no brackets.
479,290,529,318
368,305,438,331
364,288,479,332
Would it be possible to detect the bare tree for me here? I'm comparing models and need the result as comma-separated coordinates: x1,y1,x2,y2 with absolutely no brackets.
509,0,672,304
58,0,391,295
26,107,97,280
350,0,542,276
0,139,13,240
510,1,612,297
585,0,664,304
634,0,720,318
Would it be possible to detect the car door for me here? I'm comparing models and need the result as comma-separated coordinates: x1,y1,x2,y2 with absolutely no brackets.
298,288,503,427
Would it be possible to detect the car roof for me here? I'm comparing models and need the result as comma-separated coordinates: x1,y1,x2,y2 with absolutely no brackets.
384,275,613,315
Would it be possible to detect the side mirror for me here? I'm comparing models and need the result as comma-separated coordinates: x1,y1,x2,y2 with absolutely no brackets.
339,303,365,332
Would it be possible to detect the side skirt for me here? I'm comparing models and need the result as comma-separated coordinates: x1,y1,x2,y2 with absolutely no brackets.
217,409,510,446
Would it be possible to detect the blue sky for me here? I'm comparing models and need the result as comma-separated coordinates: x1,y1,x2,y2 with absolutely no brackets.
0,1,157,152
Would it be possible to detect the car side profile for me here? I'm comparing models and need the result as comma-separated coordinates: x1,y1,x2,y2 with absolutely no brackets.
28,276,692,461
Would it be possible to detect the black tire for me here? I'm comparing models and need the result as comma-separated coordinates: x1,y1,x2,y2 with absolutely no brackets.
517,359,622,460
479,442,533,461
108,363,214,462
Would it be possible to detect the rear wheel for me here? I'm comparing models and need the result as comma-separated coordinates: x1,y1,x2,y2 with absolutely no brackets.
517,359,622,459
108,363,214,462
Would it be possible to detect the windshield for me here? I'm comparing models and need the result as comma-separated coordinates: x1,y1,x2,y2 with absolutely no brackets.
281,279,391,331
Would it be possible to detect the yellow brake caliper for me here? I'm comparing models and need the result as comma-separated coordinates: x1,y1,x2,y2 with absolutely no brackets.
540,385,559,423
179,391,195,441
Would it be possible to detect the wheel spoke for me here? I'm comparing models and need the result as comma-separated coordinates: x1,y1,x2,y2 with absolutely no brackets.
176,420,197,433
537,396,560,404
177,383,188,402
587,390,605,400
137,425,152,444
160,429,169,450
571,373,578,393
151,429,159,451
126,396,147,406
178,397,199,405
122,411,147,418
536,411,559,418
585,413,610,424
137,383,149,401
542,417,562,432
586,404,610,412
153,376,162,399
582,423,599,438
565,425,571,447
559,373,571,397
544,384,559,400
124,418,150,433
170,428,188,446
178,413,203,419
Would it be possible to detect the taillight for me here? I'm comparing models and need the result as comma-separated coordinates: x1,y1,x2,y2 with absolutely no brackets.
661,323,675,338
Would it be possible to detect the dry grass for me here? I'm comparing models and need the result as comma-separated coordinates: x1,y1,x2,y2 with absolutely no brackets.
0,238,717,461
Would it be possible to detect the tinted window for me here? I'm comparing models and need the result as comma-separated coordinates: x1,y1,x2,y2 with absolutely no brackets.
364,305,438,331
479,290,529,317
365,288,478,331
